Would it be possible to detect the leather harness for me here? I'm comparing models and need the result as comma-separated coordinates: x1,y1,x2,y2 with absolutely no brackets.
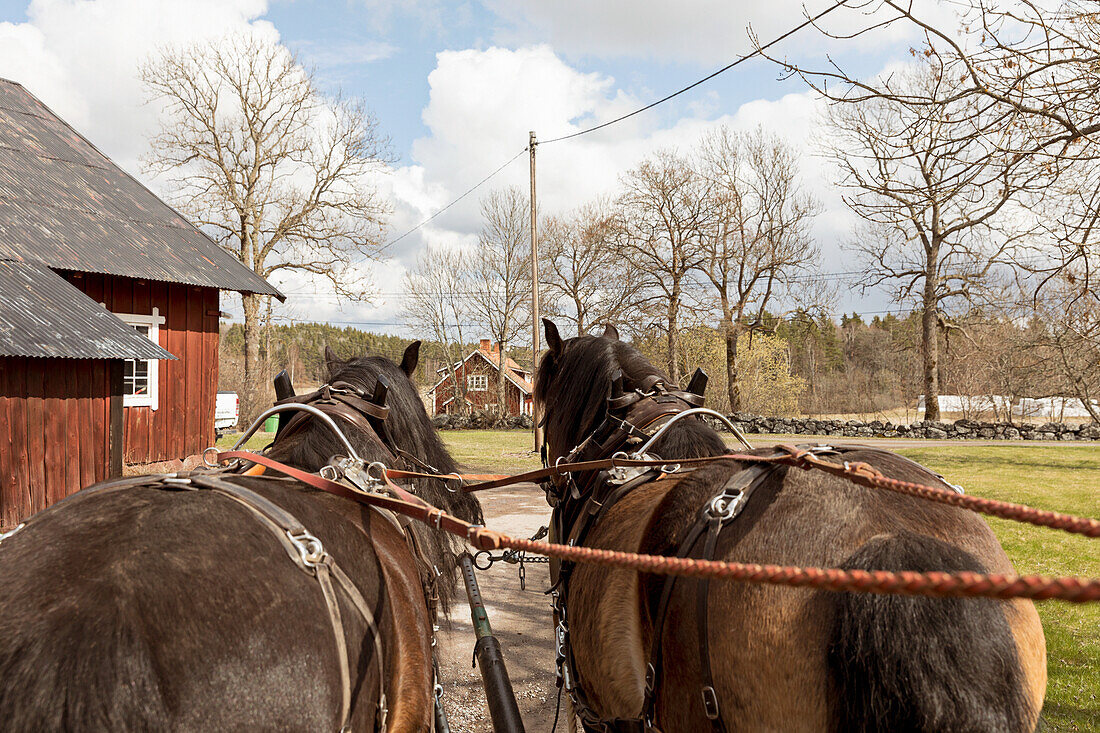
26,470,388,732
544,376,829,732
11,380,454,732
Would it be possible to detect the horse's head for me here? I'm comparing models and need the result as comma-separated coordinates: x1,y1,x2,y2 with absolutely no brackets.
265,341,483,614
535,318,726,463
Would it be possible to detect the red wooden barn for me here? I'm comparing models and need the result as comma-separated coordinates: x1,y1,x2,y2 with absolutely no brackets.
0,78,280,530
429,339,533,416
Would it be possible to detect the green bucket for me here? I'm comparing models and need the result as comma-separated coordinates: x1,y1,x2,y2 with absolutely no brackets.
263,416,279,433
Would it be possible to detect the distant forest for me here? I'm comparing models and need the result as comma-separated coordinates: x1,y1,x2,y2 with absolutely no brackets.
219,310,1094,423
218,321,529,403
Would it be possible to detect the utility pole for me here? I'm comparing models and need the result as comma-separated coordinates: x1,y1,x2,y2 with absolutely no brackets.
529,131,543,453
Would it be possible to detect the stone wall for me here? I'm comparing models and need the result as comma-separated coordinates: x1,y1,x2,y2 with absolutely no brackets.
430,409,1100,441
432,412,534,430
713,413,1100,441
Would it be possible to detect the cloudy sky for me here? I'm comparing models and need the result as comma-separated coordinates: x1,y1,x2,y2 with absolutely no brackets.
0,0,949,337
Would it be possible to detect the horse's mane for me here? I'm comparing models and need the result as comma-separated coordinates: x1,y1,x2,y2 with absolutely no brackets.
264,350,483,615
535,331,727,461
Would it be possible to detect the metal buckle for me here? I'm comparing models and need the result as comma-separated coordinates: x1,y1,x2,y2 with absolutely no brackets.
701,685,720,720
644,662,656,693
286,529,327,568
706,490,744,522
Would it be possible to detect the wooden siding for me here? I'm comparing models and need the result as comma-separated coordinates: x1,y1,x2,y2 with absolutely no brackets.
63,272,220,463
433,353,530,416
0,356,114,529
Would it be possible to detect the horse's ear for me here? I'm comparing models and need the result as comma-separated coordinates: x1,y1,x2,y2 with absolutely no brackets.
324,345,343,376
400,341,421,377
602,324,620,341
543,318,563,355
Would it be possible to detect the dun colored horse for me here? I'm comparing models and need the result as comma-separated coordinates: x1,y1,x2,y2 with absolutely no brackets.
536,320,1046,732
0,342,481,731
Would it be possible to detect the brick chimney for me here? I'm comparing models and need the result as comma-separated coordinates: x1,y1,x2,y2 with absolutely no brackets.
479,338,490,351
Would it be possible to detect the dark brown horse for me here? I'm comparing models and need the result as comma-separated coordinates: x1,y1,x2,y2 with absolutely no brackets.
0,342,481,732
535,320,1045,732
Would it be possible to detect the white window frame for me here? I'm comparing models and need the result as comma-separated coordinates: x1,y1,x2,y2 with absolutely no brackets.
114,307,165,411
467,373,488,392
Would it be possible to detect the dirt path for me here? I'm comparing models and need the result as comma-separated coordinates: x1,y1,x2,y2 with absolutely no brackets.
435,482,558,732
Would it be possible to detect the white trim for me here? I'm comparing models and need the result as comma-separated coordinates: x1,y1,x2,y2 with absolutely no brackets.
114,307,165,411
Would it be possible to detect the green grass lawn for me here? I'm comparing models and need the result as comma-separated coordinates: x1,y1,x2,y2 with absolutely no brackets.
215,431,275,451
897,445,1099,732
441,430,1099,731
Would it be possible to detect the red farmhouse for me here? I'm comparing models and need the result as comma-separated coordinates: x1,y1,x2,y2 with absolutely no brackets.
430,340,533,417
0,78,280,530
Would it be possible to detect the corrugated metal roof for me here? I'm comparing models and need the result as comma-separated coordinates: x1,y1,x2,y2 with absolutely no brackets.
0,78,282,299
0,259,177,360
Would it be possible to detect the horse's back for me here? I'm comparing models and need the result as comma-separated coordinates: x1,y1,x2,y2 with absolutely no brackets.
0,478,407,731
573,450,1045,732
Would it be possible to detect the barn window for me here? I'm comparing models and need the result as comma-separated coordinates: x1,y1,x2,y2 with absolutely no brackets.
467,374,488,391
114,309,165,411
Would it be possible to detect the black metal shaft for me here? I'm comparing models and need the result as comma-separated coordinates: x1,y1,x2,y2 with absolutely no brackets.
459,553,525,733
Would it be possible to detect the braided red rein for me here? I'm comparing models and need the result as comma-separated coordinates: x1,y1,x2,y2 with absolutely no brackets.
219,451,1100,603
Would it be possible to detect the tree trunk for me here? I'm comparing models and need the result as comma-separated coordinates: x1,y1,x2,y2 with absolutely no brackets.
667,281,681,384
242,292,263,425
496,344,507,418
726,320,741,413
921,269,940,421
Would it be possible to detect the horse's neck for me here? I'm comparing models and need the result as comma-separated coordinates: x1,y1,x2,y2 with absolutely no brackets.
651,420,727,459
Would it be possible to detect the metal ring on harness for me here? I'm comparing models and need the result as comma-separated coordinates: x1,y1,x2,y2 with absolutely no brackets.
286,529,328,568
706,491,744,522
366,461,388,483
202,446,221,468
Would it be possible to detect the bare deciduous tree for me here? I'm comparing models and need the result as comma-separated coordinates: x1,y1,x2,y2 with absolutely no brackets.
1029,275,1100,422
766,1,1100,298
471,187,531,414
821,60,1043,420
402,246,473,415
616,150,711,383
142,34,390,420
540,200,648,335
697,126,819,411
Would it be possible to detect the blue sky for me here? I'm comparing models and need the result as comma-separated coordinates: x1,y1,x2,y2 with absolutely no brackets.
0,0,938,334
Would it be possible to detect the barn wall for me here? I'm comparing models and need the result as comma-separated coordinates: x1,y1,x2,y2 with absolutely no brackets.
62,272,220,463
0,356,113,529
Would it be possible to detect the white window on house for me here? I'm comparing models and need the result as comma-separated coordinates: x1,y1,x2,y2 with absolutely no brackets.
115,308,165,410
467,374,488,392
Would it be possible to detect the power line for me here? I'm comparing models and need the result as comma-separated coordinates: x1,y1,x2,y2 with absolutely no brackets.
377,147,529,254
539,0,850,145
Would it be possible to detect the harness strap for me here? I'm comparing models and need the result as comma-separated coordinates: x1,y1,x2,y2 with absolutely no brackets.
640,463,775,730
696,520,724,731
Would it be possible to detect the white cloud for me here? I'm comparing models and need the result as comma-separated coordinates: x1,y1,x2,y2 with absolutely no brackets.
292,39,397,68
484,0,962,66
0,2,882,333
0,0,276,173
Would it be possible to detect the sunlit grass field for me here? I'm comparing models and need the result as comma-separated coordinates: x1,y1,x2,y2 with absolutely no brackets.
440,430,1099,731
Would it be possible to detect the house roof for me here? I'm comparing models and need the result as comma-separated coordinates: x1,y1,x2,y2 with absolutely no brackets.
0,78,282,299
428,344,534,396
0,259,177,360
